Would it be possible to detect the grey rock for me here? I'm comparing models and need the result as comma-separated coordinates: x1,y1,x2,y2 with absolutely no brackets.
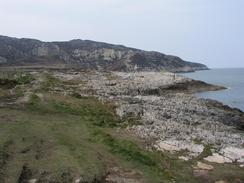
0,56,7,63
0,35,208,72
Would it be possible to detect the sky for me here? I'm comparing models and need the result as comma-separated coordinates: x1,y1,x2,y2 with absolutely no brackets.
0,0,243,68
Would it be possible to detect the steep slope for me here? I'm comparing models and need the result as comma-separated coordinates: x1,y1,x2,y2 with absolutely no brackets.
0,35,208,72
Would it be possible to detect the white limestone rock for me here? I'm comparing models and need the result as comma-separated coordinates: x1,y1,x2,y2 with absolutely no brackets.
155,140,204,158
193,161,214,170
220,147,244,163
204,153,232,164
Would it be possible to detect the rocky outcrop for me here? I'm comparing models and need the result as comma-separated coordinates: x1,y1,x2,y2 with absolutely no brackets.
0,56,7,63
204,147,244,164
0,35,208,72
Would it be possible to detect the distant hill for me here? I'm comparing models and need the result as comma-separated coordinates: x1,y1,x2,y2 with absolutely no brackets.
0,35,208,72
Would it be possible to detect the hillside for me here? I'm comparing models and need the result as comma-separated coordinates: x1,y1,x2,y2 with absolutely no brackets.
0,35,208,72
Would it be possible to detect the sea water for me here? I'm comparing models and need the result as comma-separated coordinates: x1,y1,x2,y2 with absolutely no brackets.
181,68,244,111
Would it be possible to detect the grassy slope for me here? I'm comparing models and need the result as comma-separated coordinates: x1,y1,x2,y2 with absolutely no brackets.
0,72,243,183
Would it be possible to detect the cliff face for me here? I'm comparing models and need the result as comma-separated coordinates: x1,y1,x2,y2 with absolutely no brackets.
0,35,208,72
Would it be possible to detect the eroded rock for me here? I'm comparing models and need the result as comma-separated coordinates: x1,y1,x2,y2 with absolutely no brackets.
204,147,244,164
193,162,214,170
220,147,244,163
105,167,144,183
155,140,204,158
204,153,233,164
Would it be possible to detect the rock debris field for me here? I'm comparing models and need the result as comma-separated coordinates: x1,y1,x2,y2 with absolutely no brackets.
53,71,244,165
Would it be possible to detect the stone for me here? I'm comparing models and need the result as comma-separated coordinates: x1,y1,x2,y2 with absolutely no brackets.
155,140,204,158
220,147,244,163
75,178,81,183
28,179,37,183
204,153,232,164
105,167,143,183
179,156,190,161
194,162,214,170
215,181,228,183
193,169,209,177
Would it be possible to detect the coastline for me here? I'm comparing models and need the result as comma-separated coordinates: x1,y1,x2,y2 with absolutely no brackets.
54,70,244,161
181,68,244,112
1,69,244,182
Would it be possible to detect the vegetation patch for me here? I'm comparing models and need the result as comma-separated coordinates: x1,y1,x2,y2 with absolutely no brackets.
0,141,13,182
91,129,156,167
0,88,8,98
38,73,64,91
15,72,34,85
196,144,213,160
25,92,119,128
0,72,34,89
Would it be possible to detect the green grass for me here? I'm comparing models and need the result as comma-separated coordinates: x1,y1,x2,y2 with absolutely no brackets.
0,88,8,98
15,72,34,85
91,129,156,167
0,92,190,182
196,144,213,160
0,108,107,182
27,93,119,127
40,73,63,90
0,72,34,102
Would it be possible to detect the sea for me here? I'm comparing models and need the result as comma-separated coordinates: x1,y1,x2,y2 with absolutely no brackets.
180,68,244,111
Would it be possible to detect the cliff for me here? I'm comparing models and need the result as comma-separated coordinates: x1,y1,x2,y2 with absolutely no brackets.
0,35,208,72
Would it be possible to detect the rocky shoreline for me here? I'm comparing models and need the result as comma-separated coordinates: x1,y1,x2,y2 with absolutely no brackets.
51,71,244,165
1,69,244,182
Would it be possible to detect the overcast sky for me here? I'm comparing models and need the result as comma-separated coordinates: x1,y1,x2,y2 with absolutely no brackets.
0,0,243,68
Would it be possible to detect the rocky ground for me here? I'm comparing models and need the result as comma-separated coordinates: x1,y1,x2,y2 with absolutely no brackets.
53,71,244,165
0,69,244,183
